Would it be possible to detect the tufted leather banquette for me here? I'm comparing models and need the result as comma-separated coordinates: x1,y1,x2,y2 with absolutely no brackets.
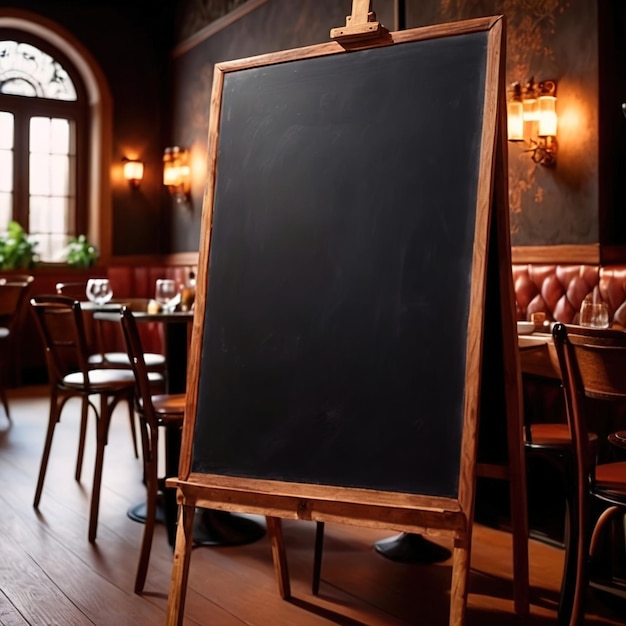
513,264,626,327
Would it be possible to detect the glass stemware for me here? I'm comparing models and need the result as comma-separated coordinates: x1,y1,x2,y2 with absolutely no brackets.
85,278,113,306
155,278,178,313
579,298,609,329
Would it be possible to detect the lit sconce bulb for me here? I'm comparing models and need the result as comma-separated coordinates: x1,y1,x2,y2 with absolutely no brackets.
537,95,557,137
123,158,144,188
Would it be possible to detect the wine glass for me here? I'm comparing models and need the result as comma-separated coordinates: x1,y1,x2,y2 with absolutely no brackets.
85,278,113,306
155,278,178,312
579,299,610,329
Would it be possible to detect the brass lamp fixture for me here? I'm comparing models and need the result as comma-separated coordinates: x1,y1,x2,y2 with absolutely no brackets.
122,157,144,188
163,146,191,203
507,78,558,167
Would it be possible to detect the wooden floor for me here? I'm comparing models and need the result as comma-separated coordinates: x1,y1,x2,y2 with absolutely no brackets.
0,386,624,626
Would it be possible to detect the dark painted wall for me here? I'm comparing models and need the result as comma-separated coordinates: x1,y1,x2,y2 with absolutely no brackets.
404,0,624,249
171,0,626,253
167,0,396,252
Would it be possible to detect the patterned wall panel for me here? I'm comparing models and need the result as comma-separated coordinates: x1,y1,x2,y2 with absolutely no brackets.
406,0,599,248
169,0,395,252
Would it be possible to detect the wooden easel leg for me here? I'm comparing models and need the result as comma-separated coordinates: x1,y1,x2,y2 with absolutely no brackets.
166,502,195,626
266,516,291,599
449,544,469,626
507,445,530,615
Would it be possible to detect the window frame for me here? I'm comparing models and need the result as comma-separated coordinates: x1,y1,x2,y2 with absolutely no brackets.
0,28,88,262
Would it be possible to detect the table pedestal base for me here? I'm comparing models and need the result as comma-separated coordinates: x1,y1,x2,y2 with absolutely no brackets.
192,509,266,547
127,501,165,525
374,532,451,563
127,501,266,548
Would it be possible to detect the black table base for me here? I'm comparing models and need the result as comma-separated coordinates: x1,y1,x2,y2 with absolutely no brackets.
191,509,266,547
374,532,451,563
127,500,266,548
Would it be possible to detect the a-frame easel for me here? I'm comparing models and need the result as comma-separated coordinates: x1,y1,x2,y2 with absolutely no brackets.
165,4,528,624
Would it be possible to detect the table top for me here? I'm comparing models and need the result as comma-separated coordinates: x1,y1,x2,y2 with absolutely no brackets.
517,331,560,379
93,309,194,323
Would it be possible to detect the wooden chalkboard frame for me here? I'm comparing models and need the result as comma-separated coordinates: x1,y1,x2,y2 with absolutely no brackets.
166,12,527,626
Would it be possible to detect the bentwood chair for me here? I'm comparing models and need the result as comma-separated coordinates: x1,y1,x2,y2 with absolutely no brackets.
55,282,166,374
523,389,599,624
552,323,626,625
56,282,167,456
0,280,32,421
30,295,138,543
519,339,601,625
118,306,185,593
0,273,34,285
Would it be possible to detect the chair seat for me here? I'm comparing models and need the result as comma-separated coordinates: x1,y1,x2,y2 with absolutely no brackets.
525,423,598,447
144,393,186,419
63,368,136,389
595,461,626,493
88,352,166,368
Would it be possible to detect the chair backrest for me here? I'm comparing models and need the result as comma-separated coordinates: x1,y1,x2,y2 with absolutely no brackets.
552,323,626,479
0,281,31,331
118,306,157,427
0,274,34,284
30,295,92,383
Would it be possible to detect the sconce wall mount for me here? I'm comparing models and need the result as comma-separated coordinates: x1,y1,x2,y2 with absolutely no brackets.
122,157,144,188
163,146,191,204
507,78,558,167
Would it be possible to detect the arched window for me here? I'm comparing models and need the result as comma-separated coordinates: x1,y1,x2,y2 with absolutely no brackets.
0,31,88,262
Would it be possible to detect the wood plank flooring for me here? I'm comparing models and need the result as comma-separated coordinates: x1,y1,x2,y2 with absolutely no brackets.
0,385,624,625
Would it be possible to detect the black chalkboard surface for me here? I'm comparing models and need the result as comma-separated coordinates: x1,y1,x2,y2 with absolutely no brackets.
192,31,488,498
168,13,526,626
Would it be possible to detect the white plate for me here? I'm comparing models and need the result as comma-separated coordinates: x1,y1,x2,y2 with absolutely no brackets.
517,321,535,335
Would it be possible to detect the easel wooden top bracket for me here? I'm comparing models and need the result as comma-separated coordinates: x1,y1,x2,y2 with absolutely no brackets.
330,0,388,44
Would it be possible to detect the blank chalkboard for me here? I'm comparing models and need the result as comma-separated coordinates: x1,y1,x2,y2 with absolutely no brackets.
168,14,526,626
191,30,489,498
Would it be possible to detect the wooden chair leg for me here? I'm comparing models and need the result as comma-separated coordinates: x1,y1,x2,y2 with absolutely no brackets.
589,505,620,558
135,440,158,594
312,521,325,595
88,395,112,543
127,395,139,458
33,400,61,508
75,396,90,481
0,384,11,422
557,458,578,626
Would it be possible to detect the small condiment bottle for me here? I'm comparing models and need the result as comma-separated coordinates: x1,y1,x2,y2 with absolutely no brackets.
181,271,196,311
530,311,546,331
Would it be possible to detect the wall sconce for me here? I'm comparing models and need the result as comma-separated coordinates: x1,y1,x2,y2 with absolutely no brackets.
507,78,558,167
163,146,191,203
122,158,144,188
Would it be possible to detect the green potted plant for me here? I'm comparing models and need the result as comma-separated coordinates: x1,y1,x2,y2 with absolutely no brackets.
65,234,98,268
0,220,39,269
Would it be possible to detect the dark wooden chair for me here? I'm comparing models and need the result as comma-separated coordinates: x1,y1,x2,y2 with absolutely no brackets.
30,295,138,542
56,282,168,457
523,399,597,624
0,280,32,421
552,323,626,625
55,281,166,372
118,305,185,593
0,273,34,284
